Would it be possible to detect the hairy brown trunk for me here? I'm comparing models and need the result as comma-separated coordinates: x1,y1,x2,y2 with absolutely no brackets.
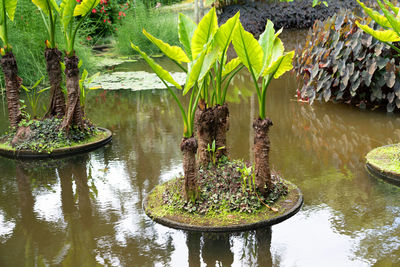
1,52,22,128
253,118,273,195
44,48,66,118
61,54,85,132
213,104,229,160
180,136,198,201
195,100,215,167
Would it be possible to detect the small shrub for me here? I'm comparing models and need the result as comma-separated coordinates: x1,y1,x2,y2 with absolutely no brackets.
296,10,400,112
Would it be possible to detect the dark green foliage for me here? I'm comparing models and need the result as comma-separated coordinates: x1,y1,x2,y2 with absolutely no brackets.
2,118,97,153
162,159,288,214
296,10,400,112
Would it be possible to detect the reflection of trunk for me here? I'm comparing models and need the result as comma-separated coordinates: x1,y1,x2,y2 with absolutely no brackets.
59,163,75,214
253,118,273,195
202,233,233,266
256,227,272,267
213,104,229,160
186,232,201,267
61,54,84,132
195,102,214,167
16,165,34,225
1,52,22,128
73,162,92,222
44,48,65,118
180,137,198,200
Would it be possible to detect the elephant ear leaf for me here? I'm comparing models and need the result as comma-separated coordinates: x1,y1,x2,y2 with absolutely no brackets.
232,21,264,78
178,13,196,60
356,0,391,28
263,50,295,79
60,0,76,30
32,0,60,15
214,11,240,52
222,57,241,77
356,22,400,42
131,43,182,90
73,0,100,16
191,7,218,60
143,29,190,64
3,0,18,21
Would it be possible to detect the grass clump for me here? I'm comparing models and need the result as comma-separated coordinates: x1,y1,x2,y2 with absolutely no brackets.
1,118,99,153
115,0,179,56
161,159,288,215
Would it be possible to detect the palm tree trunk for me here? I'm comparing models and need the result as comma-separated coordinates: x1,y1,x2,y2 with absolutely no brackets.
195,102,215,167
0,52,22,128
44,48,66,118
253,117,273,195
180,136,198,201
213,103,229,160
61,54,85,132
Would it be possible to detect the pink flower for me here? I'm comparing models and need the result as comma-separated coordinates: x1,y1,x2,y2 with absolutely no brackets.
103,19,106,23
122,12,126,17
119,11,122,16
86,36,92,41
76,0,81,3
92,8,96,13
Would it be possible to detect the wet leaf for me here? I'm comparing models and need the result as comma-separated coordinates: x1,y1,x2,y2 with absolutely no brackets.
387,102,395,112
323,88,331,102
388,92,395,103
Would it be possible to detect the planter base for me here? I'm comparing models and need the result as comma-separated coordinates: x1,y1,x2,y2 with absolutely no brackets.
0,127,112,159
143,178,303,232
366,144,400,186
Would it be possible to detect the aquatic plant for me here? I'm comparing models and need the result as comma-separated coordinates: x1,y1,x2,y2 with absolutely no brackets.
232,19,294,195
59,0,100,132
132,8,243,199
0,0,23,128
31,0,66,119
296,10,400,112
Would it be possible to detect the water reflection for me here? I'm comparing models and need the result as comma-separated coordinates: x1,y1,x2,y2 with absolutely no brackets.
186,228,273,267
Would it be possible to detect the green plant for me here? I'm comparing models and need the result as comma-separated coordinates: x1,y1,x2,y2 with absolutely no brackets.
116,1,179,55
60,0,101,55
31,0,59,49
205,140,226,165
356,0,400,55
21,76,49,118
312,0,328,7
232,19,294,120
237,164,256,194
296,10,400,112
79,69,100,112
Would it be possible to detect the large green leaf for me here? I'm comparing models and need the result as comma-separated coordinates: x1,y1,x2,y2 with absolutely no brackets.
191,7,218,60
382,0,399,15
232,21,264,78
143,29,189,63
258,20,277,75
60,0,76,31
131,43,182,89
356,0,391,28
356,22,400,42
263,50,295,79
178,13,196,60
73,0,100,16
32,0,60,15
214,11,240,52
222,57,241,77
2,0,18,21
376,0,400,35
184,45,218,95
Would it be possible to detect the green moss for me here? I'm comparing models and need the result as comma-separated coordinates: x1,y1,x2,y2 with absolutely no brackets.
366,144,400,174
145,178,301,227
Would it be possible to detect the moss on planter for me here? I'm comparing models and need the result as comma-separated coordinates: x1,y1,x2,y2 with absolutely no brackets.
366,144,400,186
366,144,400,175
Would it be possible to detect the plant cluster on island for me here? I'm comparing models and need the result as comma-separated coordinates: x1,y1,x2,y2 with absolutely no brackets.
135,7,296,219
0,0,102,153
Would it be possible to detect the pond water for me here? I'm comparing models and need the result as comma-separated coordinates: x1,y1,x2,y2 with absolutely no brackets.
0,30,399,266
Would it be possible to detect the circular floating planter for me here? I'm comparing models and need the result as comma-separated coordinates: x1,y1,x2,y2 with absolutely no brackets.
0,127,112,160
143,178,303,232
366,144,400,186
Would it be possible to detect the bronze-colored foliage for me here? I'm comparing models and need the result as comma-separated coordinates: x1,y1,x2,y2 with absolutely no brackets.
296,10,400,112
